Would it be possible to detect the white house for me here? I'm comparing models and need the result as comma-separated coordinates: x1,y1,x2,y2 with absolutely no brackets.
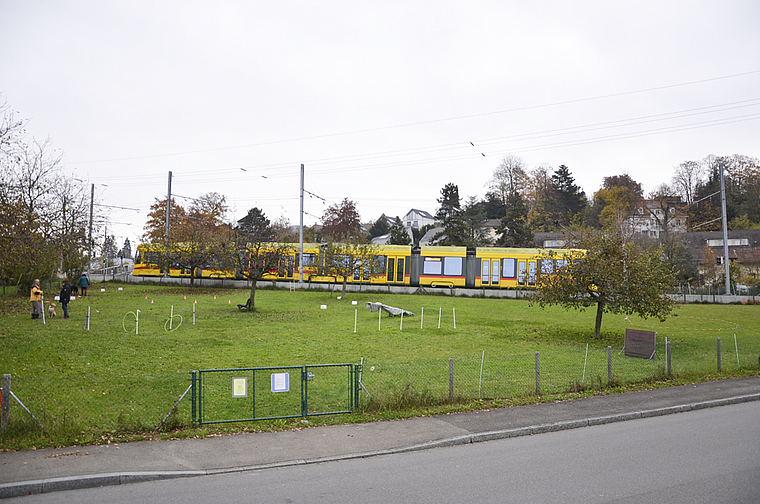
403,209,436,230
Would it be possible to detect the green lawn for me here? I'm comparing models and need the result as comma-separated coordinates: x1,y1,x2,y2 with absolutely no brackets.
1,281,758,449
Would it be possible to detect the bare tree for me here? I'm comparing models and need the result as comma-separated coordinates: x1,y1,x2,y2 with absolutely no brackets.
488,154,528,207
671,160,704,205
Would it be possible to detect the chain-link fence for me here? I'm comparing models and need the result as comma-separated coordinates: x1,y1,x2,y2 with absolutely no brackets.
2,334,759,447
359,334,760,408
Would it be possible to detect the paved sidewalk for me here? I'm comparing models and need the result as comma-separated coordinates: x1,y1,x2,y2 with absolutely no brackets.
1,376,759,498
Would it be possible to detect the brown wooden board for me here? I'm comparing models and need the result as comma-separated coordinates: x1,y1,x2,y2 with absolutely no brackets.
624,329,657,359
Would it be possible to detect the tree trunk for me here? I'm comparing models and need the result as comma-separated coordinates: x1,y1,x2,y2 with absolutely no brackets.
189,274,195,293
594,301,604,339
341,277,347,298
248,279,257,311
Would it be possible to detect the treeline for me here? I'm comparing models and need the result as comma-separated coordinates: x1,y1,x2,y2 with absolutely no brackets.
0,102,103,293
427,153,760,248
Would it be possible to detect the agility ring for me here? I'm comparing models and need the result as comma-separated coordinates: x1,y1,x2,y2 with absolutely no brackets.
179,307,193,326
123,311,138,333
164,314,183,332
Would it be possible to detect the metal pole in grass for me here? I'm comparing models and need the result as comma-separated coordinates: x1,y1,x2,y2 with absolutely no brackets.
170,305,174,330
438,307,442,329
85,306,91,330
453,307,456,329
478,350,484,398
717,337,722,372
40,294,46,325
420,306,424,329
136,309,140,335
193,301,196,326
378,308,381,331
400,311,403,331
607,346,612,384
354,309,357,333
535,352,540,395
667,340,672,376
449,358,454,402
582,343,589,383
1,374,9,434
734,334,740,369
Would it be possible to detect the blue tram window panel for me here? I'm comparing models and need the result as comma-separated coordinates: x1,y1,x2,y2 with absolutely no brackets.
271,372,290,393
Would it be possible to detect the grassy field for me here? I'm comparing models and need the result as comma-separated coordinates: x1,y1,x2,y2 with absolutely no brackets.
1,280,759,449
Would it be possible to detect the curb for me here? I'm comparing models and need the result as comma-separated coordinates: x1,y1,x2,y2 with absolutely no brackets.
2,393,759,499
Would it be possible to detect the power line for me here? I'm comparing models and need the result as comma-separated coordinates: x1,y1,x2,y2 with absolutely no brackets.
67,69,760,165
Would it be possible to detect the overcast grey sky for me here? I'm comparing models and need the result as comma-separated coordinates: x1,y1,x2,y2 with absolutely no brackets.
2,1,759,247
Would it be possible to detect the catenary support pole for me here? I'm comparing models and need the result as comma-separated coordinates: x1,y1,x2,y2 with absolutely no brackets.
299,164,304,283
535,352,540,395
608,346,612,383
720,162,730,296
449,358,454,402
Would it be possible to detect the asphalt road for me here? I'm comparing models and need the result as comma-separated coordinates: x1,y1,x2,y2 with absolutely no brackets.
10,400,759,504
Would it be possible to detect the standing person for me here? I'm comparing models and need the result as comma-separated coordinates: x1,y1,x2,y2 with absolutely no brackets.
78,272,90,296
59,280,72,319
30,279,43,319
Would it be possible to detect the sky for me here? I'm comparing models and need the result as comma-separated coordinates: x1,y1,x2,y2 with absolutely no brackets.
2,1,759,248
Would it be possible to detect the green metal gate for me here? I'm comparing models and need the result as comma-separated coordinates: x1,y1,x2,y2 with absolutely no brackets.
191,363,361,425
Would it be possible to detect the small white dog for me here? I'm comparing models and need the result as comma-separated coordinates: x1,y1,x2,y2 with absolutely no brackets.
48,303,57,318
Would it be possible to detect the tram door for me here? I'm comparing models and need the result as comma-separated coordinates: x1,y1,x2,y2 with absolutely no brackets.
386,256,406,284
518,260,536,286
481,259,500,286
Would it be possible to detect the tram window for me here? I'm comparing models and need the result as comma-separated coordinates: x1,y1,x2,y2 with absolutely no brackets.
482,260,489,283
492,260,499,283
518,261,526,284
377,255,386,272
502,258,517,278
387,258,395,281
528,262,536,285
423,257,442,275
354,259,361,280
397,258,404,282
444,257,463,276
302,253,317,266
556,259,568,270
541,260,554,275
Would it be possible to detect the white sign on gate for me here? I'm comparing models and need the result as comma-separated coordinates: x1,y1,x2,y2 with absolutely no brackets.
271,372,289,393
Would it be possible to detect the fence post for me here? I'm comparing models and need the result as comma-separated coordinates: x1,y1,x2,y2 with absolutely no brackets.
717,337,722,373
190,370,196,426
535,352,540,395
607,346,612,384
449,358,454,402
1,374,9,434
667,341,672,376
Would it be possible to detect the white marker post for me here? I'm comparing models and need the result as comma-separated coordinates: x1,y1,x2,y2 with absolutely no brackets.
40,295,46,325
136,309,140,335
378,309,381,331
354,309,357,334
453,307,456,329
438,307,442,329
420,306,424,329
193,302,196,326
400,312,404,331
170,305,174,330
85,306,91,330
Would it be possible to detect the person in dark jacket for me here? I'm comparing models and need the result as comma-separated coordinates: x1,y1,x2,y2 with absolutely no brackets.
59,280,72,319
78,273,90,296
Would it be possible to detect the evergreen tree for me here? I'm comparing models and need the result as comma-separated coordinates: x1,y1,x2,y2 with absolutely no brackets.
497,193,533,247
433,183,467,246
367,216,391,239
550,165,587,226
389,217,410,245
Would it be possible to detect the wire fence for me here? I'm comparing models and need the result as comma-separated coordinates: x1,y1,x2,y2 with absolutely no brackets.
2,334,759,447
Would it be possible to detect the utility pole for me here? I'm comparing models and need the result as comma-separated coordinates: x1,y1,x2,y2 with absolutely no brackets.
720,163,730,295
88,183,94,276
165,171,172,277
299,164,304,283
